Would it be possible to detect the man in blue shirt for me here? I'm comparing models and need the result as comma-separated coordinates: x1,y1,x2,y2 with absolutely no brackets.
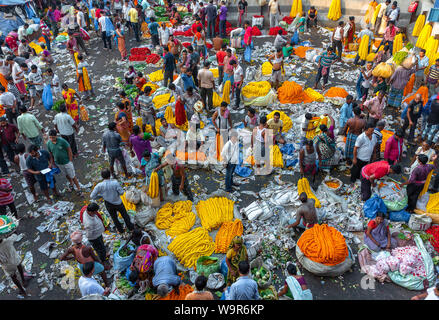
181,67,196,91
148,17,160,47
228,261,260,300
162,46,176,88
26,144,60,203
415,49,429,90
152,256,181,298
338,94,354,131
314,46,337,91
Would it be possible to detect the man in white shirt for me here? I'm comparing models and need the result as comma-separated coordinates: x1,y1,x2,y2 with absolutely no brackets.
158,23,170,47
231,60,243,109
78,261,110,297
98,11,112,50
375,0,389,34
332,21,344,60
0,86,17,124
82,203,108,265
26,65,44,109
388,1,399,24
17,24,30,42
268,0,281,28
351,123,378,183
47,68,61,100
191,0,200,17
221,129,239,192
122,0,132,33
54,103,79,156
76,8,86,28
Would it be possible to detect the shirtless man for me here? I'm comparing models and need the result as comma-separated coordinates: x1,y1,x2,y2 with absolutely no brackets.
168,34,181,57
59,231,110,287
268,48,284,90
286,192,318,230
342,107,366,165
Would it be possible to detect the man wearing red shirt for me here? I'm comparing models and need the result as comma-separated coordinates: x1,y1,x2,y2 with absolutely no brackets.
0,178,18,218
361,160,401,201
0,117,19,167
216,43,227,85
191,17,204,35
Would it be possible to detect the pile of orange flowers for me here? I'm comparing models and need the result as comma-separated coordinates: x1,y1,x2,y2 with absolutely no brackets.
214,219,243,253
277,81,312,104
324,87,348,98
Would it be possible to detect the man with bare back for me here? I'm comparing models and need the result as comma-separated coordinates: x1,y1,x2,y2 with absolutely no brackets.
342,107,366,165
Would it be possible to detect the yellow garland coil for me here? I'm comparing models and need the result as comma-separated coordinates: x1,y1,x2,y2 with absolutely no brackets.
164,105,175,123
213,80,232,107
371,3,381,26
148,171,159,198
366,52,376,62
412,14,426,37
167,227,215,268
304,88,324,102
209,68,219,78
266,110,292,132
155,200,195,237
327,0,341,21
392,33,403,56
121,192,136,211
424,37,439,75
214,219,243,253
148,69,164,82
242,81,272,98
305,116,330,140
358,34,370,60
270,145,284,168
297,177,321,208
261,61,273,75
195,197,234,231
289,0,302,18
416,24,432,49
153,93,175,109
364,1,378,24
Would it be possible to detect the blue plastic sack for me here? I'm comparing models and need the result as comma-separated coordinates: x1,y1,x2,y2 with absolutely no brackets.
285,159,298,167
280,143,295,156
235,165,252,177
401,102,408,120
244,45,252,63
389,209,411,223
220,257,228,278
45,167,60,189
113,243,135,271
299,41,311,46
42,84,53,110
363,194,387,219
356,73,364,100
291,30,299,45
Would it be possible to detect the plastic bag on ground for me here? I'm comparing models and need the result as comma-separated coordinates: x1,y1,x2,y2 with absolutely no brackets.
389,209,411,223
42,84,53,110
134,206,157,227
113,242,135,271
125,186,141,204
207,273,225,289
408,214,432,231
363,194,387,219
196,256,220,277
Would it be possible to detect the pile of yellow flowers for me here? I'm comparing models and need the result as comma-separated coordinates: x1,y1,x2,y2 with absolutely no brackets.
148,69,164,82
305,116,330,140
371,3,381,26
416,24,432,49
153,93,175,109
261,61,273,75
266,110,292,132
412,14,426,37
196,197,234,231
327,0,341,21
168,227,215,268
304,88,324,102
242,81,271,98
424,36,439,74
213,80,231,107
155,200,193,229
358,35,370,60
297,177,321,208
270,145,284,168
214,219,243,253
148,171,159,198
210,68,219,78
392,34,403,56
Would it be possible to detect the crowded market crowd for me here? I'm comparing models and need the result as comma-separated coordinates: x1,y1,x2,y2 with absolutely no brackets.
0,0,438,301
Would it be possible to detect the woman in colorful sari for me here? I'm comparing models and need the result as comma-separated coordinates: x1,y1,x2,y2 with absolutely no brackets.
364,212,398,252
225,236,248,286
115,102,132,143
278,263,312,300
296,12,306,33
114,23,127,61
140,150,165,201
314,124,336,171
127,243,159,295
62,84,81,123
129,125,153,162
119,91,134,132
76,54,94,100
344,16,355,50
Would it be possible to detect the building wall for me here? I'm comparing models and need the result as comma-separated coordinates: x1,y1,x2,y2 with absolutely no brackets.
225,0,418,27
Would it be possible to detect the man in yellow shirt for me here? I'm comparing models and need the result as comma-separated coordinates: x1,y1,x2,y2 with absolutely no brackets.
128,5,140,42
267,112,285,144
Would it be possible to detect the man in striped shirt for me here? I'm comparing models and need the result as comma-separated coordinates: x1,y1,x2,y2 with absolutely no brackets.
40,19,52,51
427,59,439,98
313,47,337,91
0,178,18,218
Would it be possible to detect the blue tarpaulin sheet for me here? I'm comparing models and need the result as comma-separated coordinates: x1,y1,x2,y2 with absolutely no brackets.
0,11,24,36
0,0,30,5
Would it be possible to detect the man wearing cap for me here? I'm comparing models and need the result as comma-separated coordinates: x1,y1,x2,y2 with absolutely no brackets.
0,117,19,168
197,61,214,112
152,255,181,298
59,231,109,288
0,85,17,125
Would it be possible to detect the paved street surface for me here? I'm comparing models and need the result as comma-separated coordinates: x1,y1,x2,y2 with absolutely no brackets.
0,26,419,300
